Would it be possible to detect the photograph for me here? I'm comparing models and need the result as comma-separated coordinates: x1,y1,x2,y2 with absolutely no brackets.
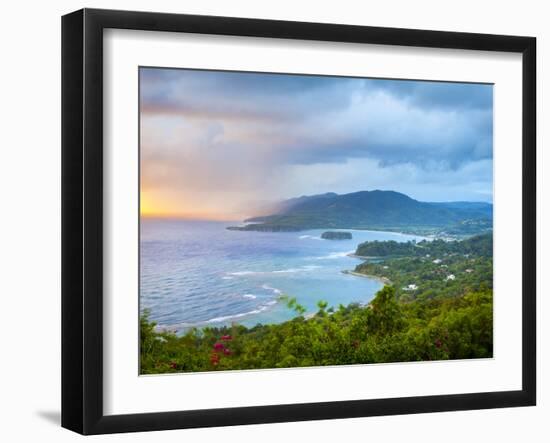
0,1,544,440
139,67,494,374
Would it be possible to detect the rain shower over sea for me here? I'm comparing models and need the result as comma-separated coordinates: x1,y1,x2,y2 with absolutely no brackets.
140,219,425,331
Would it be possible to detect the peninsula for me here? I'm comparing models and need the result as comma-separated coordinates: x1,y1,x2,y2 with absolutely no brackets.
227,190,492,238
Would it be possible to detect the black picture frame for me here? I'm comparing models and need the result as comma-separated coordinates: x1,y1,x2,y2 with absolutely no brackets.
61,8,536,435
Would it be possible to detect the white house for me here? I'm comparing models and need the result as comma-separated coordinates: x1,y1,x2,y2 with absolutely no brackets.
402,284,418,291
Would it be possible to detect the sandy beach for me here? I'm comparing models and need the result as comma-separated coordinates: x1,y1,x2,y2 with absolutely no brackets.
341,269,392,285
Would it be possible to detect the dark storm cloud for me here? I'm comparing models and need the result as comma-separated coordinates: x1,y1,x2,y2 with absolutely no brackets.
140,67,493,171
140,68,356,121
363,78,493,110
140,67,493,210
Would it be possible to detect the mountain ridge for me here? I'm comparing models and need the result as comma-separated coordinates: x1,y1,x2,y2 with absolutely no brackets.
228,190,492,236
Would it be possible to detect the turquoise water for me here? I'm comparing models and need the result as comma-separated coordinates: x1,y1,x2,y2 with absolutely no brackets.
140,219,425,331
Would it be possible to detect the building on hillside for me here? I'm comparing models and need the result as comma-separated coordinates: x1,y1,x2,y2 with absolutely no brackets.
402,284,418,291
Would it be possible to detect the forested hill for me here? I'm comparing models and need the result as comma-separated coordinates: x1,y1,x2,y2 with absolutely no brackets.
355,232,493,258
228,190,492,235
353,232,493,303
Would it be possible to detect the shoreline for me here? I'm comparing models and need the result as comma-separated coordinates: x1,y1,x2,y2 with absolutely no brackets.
226,223,432,238
347,253,379,260
148,223,408,334
341,269,392,286
156,266,385,334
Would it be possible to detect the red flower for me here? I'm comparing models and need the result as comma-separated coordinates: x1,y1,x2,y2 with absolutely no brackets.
213,342,225,351
223,348,232,355
221,335,233,341
169,362,177,369
435,339,442,349
210,353,220,365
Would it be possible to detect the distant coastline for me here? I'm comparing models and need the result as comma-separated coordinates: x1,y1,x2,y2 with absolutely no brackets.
342,269,392,285
226,190,492,240
225,222,477,240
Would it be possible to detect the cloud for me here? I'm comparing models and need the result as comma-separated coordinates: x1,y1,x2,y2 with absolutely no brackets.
141,68,493,169
139,67,493,217
279,157,493,203
140,68,355,122
363,78,493,110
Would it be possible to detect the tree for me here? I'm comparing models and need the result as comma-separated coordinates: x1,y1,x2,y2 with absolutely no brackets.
369,286,403,335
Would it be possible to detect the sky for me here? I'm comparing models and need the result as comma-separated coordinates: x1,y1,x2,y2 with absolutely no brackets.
140,67,493,220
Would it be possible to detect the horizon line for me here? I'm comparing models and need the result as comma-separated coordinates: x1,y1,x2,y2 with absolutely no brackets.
140,213,244,222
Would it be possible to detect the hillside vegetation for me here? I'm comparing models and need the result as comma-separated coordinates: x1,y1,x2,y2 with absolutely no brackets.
140,232,493,374
140,285,492,373
354,233,492,302
228,190,492,236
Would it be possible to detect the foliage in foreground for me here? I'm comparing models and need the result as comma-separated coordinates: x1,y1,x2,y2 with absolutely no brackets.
140,285,493,374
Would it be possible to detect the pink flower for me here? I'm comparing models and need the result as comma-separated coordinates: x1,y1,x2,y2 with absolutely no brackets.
221,335,233,341
223,348,232,355
213,342,225,351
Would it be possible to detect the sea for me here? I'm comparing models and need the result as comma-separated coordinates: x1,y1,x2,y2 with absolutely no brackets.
140,219,425,332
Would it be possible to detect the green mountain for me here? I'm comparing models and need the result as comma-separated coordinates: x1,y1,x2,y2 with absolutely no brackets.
227,190,492,235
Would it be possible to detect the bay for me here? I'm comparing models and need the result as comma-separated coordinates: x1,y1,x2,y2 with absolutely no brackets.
140,219,425,330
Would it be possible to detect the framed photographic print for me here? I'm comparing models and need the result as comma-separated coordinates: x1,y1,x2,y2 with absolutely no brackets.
61,8,536,435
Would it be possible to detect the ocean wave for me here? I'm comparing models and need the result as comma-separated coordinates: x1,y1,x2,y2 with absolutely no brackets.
313,250,355,260
272,265,322,273
262,283,283,295
205,310,264,324
221,276,234,280
157,298,282,327
299,234,322,240
227,271,257,276
272,267,302,274
205,301,276,324
227,265,322,277
242,294,257,299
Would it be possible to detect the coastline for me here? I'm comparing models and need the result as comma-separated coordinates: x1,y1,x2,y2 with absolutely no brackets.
347,253,378,260
144,220,413,334
342,269,392,286
227,223,419,236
